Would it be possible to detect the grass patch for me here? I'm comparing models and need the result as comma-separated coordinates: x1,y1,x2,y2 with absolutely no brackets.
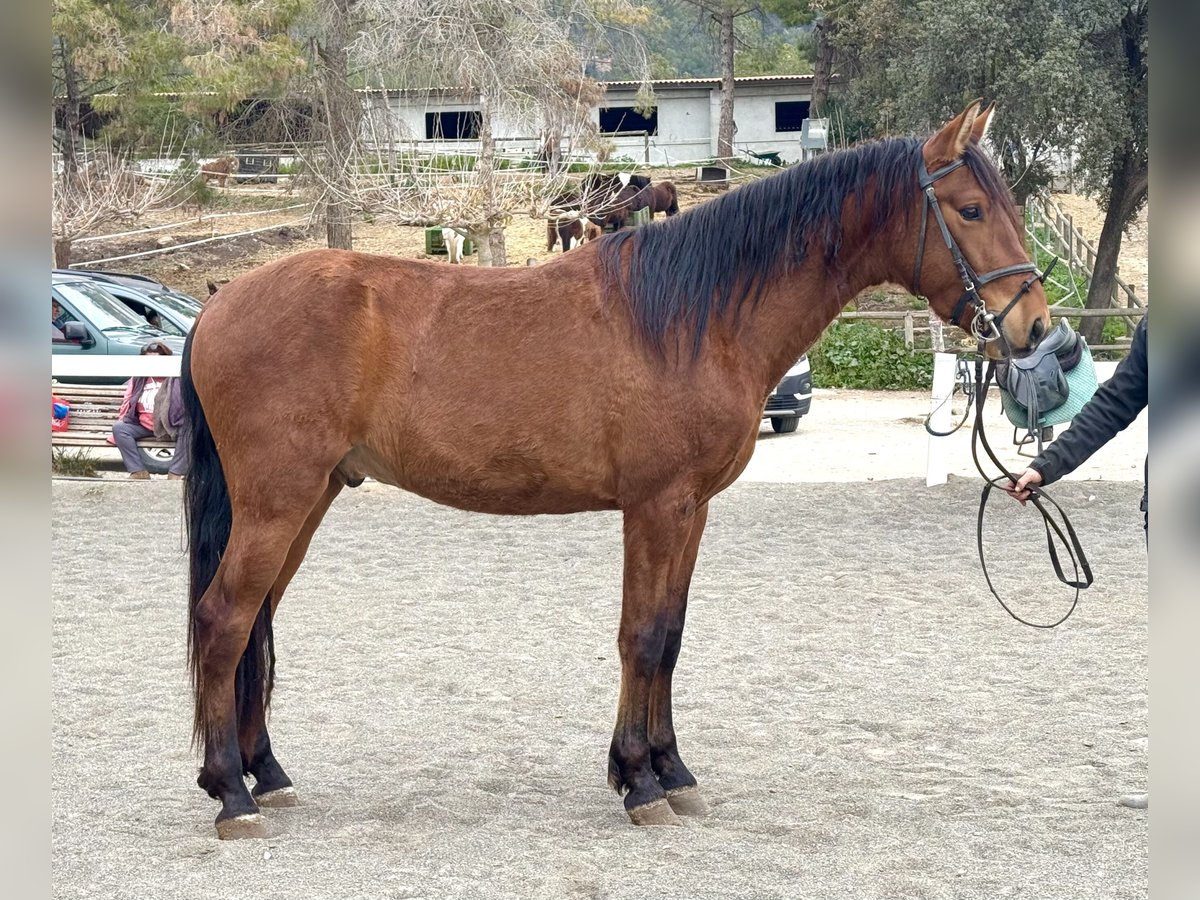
52,447,99,478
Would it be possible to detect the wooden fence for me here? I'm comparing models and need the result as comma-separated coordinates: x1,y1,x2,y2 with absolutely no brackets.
1025,193,1143,310
835,305,1143,357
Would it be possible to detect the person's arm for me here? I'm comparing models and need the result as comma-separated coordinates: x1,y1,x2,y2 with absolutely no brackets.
115,379,135,422
1008,316,1147,501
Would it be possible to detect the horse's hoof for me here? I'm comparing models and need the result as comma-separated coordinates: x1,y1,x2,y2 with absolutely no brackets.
627,798,683,826
215,812,268,840
254,786,299,808
665,785,710,817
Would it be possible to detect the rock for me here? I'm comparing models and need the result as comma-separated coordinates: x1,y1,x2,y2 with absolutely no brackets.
155,235,176,248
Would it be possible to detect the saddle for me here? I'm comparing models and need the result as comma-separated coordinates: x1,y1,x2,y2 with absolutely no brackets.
996,318,1098,454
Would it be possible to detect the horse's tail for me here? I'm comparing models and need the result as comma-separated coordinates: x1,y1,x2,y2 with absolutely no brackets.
182,335,275,754
666,182,679,216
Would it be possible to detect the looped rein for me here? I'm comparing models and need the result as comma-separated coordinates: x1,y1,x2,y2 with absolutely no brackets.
970,358,1093,628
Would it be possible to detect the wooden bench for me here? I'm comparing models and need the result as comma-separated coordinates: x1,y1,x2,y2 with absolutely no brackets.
52,384,179,473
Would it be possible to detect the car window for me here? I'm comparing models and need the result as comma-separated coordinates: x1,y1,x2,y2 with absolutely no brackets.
54,282,160,332
150,314,186,336
148,291,201,329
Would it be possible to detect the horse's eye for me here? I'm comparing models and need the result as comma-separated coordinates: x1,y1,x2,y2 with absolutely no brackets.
960,206,982,221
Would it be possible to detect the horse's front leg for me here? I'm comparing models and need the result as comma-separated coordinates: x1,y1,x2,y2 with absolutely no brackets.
648,501,710,817
608,495,704,826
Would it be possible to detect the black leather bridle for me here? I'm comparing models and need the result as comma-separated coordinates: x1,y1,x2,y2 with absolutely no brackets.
914,156,1091,628
913,157,1056,353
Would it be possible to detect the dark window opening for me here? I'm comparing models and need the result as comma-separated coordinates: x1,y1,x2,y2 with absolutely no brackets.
425,111,482,140
599,106,658,136
774,101,811,133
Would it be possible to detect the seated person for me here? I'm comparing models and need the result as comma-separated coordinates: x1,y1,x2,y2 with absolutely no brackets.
107,340,190,480
52,299,73,331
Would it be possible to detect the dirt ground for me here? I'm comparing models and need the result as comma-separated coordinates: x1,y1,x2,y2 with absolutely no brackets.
53,470,1147,898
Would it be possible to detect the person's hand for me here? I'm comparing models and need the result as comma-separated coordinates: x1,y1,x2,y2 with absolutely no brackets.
1006,468,1043,506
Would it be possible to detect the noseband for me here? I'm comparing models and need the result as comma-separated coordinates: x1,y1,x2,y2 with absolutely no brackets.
912,158,1055,351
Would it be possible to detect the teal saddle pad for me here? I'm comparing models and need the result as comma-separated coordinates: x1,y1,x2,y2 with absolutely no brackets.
999,340,1100,429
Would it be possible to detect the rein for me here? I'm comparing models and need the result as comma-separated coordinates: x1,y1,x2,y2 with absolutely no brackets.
915,159,1091,628
969,358,1093,627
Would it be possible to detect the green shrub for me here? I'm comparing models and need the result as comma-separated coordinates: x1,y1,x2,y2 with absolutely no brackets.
809,322,933,390
1102,316,1131,343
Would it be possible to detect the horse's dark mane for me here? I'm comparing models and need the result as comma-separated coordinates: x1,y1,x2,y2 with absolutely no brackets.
599,137,1013,355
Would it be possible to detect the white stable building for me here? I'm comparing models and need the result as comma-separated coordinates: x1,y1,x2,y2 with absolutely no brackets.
362,74,823,166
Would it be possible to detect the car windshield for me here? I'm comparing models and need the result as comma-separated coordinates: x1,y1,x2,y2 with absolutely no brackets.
149,291,202,326
55,281,160,332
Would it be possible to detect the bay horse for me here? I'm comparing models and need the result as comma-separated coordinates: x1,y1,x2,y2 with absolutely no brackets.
182,102,1050,839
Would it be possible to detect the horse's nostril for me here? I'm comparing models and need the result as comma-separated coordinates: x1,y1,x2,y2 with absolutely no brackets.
1030,318,1046,344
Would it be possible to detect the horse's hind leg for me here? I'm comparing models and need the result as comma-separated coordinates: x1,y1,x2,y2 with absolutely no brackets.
240,477,344,808
609,495,705,826
648,501,710,816
193,468,336,839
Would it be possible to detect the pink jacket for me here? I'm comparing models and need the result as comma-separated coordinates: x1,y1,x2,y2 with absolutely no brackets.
106,378,159,442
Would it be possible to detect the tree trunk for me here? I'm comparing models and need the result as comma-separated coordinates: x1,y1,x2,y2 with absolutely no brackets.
716,10,735,160
318,0,361,251
58,38,83,185
472,228,493,266
811,20,837,118
474,91,507,267
488,227,507,267
1079,150,1144,344
54,237,73,269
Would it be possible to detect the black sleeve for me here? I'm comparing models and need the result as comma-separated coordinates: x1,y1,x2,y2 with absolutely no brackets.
1030,315,1147,484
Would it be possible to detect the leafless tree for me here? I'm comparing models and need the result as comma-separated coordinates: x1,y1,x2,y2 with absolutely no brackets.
51,152,177,268
300,0,649,265
311,0,363,250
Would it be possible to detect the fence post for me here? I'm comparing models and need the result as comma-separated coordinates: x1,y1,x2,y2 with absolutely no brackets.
929,315,945,353
926,352,957,487
903,312,914,349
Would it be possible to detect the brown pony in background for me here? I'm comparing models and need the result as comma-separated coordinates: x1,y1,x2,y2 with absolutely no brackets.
200,156,239,187
182,103,1049,839
647,180,679,217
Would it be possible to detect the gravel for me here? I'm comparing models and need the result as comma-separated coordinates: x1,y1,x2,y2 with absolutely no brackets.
53,470,1147,899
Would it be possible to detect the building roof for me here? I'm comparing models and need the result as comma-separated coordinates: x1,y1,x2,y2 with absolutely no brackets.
600,74,815,89
356,74,816,98
73,74,817,105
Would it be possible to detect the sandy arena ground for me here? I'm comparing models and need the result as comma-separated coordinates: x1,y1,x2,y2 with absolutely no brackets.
53,393,1147,899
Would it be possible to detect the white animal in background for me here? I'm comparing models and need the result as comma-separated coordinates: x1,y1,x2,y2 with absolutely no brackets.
441,228,465,264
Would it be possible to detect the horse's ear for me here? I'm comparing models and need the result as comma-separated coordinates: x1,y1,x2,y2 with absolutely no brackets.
924,99,985,167
970,102,995,146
